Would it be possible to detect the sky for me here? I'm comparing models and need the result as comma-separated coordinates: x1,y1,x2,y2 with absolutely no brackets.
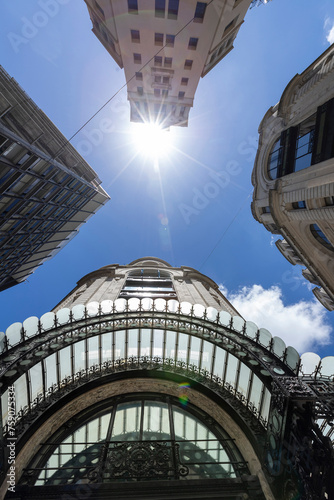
0,0,334,359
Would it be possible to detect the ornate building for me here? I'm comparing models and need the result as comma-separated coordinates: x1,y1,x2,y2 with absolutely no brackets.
83,0,256,128
0,66,110,292
0,258,333,499
251,45,334,310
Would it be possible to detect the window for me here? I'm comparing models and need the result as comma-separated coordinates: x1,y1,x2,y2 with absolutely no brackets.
155,33,164,45
154,89,161,97
310,224,334,251
155,75,162,83
154,56,162,67
181,77,189,86
224,16,238,33
294,128,314,172
131,29,140,42
184,59,193,70
164,57,172,68
292,201,306,209
178,91,185,99
262,206,271,214
137,87,143,95
94,0,105,19
179,106,186,117
155,0,165,17
166,34,175,47
188,37,198,50
194,2,206,22
135,72,143,80
168,0,179,19
162,89,169,98
128,0,138,13
325,196,334,206
162,76,170,84
267,138,283,180
133,53,141,64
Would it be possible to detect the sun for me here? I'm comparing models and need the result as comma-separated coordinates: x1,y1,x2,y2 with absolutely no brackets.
131,121,174,161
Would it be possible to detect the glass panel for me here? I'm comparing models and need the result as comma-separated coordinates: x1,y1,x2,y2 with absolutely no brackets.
14,375,28,411
29,362,43,401
114,298,126,312
0,331,5,353
193,304,205,318
258,328,272,348
101,300,113,314
319,356,334,378
128,297,140,311
167,300,179,313
237,363,250,398
88,336,99,367
219,311,231,327
86,302,99,317
143,401,170,439
201,341,213,372
23,316,39,339
206,307,218,322
166,330,176,359
101,332,112,362
224,354,238,388
72,304,85,321
111,402,141,441
141,298,153,311
245,321,258,340
115,330,125,359
59,346,72,381
140,328,151,357
128,329,138,357
213,347,226,379
189,336,201,368
250,375,263,411
260,388,271,422
232,316,244,333
154,298,166,311
40,312,55,331
153,329,164,358
74,340,86,373
180,301,192,315
272,336,286,359
45,353,58,390
1,390,9,427
56,308,70,326
177,332,188,361
300,352,321,375
285,346,300,372
6,322,22,347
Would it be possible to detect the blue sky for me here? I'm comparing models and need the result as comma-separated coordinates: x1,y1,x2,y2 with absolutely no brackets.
1,0,334,358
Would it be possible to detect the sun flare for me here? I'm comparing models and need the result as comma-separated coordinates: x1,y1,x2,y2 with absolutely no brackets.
131,122,174,160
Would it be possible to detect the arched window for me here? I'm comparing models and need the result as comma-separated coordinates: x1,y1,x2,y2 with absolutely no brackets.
119,269,176,299
267,137,282,179
23,396,248,486
310,224,334,251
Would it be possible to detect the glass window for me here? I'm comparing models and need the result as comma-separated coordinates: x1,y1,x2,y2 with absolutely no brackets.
137,86,143,95
155,0,165,17
94,0,105,19
162,89,168,97
164,57,172,68
294,128,314,172
128,0,138,13
292,200,306,209
155,75,162,83
194,2,206,22
188,37,198,50
184,59,193,70
133,53,141,64
131,29,140,42
154,56,162,67
135,71,143,80
163,76,170,84
154,88,161,97
267,138,282,179
168,0,179,19
155,32,164,45
178,91,185,99
166,34,175,47
310,224,334,251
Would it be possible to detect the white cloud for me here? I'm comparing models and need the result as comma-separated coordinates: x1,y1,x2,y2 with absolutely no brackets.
325,17,334,44
220,284,332,353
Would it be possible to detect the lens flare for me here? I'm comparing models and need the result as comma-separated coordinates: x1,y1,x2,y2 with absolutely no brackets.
178,382,190,407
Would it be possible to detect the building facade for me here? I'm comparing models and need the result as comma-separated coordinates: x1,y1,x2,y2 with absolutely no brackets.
0,66,110,292
84,0,254,128
0,257,333,500
251,45,334,310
